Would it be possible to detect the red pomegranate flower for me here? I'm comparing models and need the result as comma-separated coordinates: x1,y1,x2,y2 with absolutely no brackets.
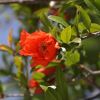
28,79,39,88
19,30,59,67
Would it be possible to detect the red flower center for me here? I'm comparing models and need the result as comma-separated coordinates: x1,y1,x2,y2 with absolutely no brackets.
39,42,48,58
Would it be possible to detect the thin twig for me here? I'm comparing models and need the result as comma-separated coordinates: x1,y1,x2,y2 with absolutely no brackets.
81,31,100,40
80,64,100,75
0,0,54,4
5,93,24,97
0,93,34,99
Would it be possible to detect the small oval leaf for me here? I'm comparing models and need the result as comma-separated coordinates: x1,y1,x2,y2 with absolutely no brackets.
60,26,71,43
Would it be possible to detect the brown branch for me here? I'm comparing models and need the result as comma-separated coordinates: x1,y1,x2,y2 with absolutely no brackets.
5,93,24,97
80,64,100,75
0,0,35,4
0,93,34,99
0,0,57,4
81,31,100,40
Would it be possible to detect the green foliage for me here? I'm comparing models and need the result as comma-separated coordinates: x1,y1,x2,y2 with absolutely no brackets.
45,67,68,100
84,0,100,14
0,45,14,54
94,0,100,10
60,26,71,43
14,56,23,68
65,50,80,67
76,5,91,31
33,72,45,80
48,15,68,27
90,23,100,32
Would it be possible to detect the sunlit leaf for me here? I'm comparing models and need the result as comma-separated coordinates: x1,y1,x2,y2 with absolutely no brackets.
78,22,87,33
90,23,100,32
71,38,81,44
0,45,14,54
48,15,68,27
33,72,45,80
65,50,80,67
40,85,48,92
60,26,71,43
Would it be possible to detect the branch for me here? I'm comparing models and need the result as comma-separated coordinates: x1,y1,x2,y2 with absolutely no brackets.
0,0,35,4
81,31,100,40
80,64,100,75
0,0,56,4
84,89,100,100
0,93,35,99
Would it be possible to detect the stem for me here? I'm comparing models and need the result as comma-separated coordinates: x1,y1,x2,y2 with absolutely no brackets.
0,0,52,4
80,64,100,75
81,31,100,40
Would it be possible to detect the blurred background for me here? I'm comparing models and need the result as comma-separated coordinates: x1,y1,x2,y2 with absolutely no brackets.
0,1,49,100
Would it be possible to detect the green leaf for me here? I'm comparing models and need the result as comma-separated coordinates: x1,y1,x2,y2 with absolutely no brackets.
33,72,45,80
90,23,100,32
84,0,100,14
76,5,91,30
71,26,77,36
40,85,48,92
78,22,87,33
71,38,81,44
34,8,49,18
50,26,57,37
65,50,80,67
14,56,23,68
47,62,59,68
0,45,14,54
60,26,71,43
48,15,68,27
